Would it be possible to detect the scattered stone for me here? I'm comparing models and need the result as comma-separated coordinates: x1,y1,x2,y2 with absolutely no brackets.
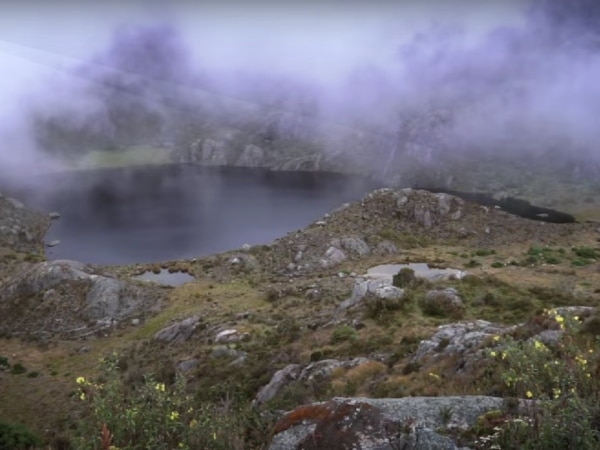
154,316,200,344
177,358,199,372
49,212,61,219
320,246,347,268
253,364,302,406
46,240,60,247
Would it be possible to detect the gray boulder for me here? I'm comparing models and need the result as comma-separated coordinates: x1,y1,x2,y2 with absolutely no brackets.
338,279,405,311
253,364,302,406
0,260,162,338
270,396,521,450
0,193,50,254
320,246,347,268
413,320,510,366
154,316,201,344
338,237,371,257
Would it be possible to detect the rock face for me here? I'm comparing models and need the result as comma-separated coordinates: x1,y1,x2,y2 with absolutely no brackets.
254,358,372,406
413,320,511,367
0,260,162,338
0,193,49,255
155,316,201,344
270,396,522,450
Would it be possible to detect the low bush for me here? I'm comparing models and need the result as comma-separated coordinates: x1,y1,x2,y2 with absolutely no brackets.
474,309,600,449
0,421,43,450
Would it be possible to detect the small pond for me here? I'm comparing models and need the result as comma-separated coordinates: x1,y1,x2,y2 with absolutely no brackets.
134,269,195,286
366,263,466,282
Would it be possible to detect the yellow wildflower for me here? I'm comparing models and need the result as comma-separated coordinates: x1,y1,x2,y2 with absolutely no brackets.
169,411,180,421
492,335,500,342
155,383,166,392
555,315,564,323
533,340,546,351
76,376,86,385
79,392,86,401
429,372,440,380
575,355,588,366
489,351,497,358
552,388,561,399
501,352,507,360
526,391,534,398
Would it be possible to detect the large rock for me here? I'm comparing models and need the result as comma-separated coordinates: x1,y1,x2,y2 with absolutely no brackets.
319,246,347,268
270,396,523,450
254,358,371,406
413,320,511,366
154,316,201,344
0,193,50,255
0,260,162,338
338,278,405,311
253,364,302,406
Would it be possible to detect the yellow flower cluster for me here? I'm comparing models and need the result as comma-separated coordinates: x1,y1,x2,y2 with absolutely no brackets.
155,383,166,392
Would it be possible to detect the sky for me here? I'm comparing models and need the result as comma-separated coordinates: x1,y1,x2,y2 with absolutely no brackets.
2,0,599,183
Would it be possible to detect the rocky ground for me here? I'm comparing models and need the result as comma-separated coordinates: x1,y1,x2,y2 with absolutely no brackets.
1,186,599,449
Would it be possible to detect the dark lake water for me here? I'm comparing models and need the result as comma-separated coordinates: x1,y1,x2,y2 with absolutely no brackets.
8,165,377,265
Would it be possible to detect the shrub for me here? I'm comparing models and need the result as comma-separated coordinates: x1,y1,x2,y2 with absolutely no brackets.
330,325,358,344
73,354,266,450
572,247,598,259
10,363,27,375
0,421,43,449
418,289,465,319
392,268,417,288
474,309,600,449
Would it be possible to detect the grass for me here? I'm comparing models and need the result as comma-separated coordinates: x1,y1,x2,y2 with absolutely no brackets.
65,145,171,170
2,226,600,447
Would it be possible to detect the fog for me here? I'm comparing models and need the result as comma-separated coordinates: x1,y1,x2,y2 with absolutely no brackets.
1,0,599,187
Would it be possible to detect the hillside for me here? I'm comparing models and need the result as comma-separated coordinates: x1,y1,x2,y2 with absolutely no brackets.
1,187,599,449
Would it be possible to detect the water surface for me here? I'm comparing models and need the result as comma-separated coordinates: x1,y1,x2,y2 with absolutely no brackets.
8,164,376,264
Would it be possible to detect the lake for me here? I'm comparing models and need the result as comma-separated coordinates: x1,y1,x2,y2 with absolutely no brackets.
8,164,377,264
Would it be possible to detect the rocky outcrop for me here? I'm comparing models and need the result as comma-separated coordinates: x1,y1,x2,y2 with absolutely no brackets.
413,320,512,367
154,316,201,344
0,193,49,255
254,358,372,406
270,396,524,450
0,260,163,338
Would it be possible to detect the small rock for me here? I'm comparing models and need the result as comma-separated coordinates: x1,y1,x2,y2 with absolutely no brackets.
49,212,61,219
46,240,60,247
177,358,199,372
131,318,140,326
315,220,327,226
215,329,239,343
242,243,251,251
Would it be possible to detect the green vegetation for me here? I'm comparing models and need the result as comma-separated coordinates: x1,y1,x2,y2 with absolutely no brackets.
74,354,269,450
0,421,43,450
470,310,600,449
330,325,359,344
